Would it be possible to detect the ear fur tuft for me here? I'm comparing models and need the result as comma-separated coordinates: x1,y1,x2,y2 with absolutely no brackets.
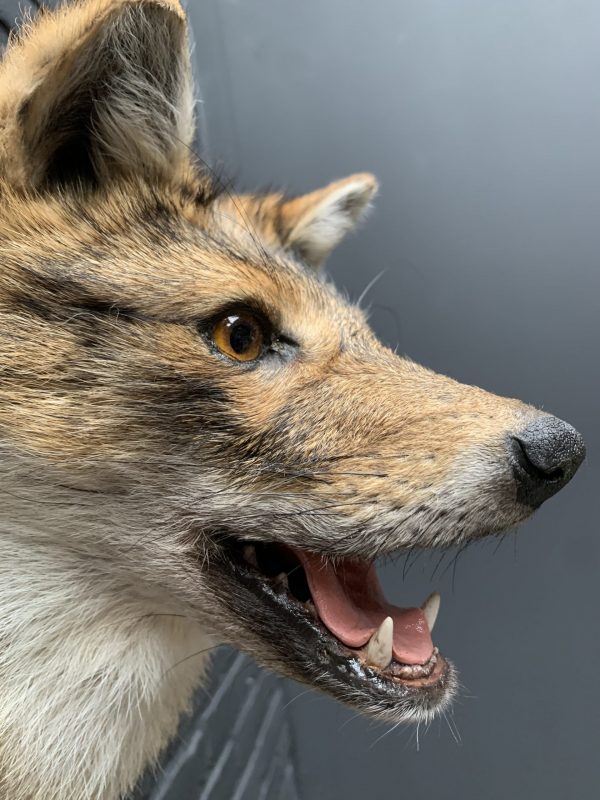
280,173,378,268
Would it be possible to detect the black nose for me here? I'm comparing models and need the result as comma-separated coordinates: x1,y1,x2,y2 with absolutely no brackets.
510,416,586,507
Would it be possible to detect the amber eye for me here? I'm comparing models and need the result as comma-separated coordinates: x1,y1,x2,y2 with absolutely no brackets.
211,312,265,362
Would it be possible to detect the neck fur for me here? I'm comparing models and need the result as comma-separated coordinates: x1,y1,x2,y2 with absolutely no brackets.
0,461,215,800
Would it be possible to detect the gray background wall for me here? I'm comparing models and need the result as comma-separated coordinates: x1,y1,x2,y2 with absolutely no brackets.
189,2,599,799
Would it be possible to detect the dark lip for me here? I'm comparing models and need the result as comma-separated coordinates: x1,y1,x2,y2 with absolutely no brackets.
212,538,454,709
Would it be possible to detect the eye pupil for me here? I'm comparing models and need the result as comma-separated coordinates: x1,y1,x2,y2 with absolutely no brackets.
210,311,266,362
229,320,255,354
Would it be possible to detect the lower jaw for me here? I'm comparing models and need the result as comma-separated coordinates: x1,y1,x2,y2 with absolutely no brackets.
213,541,456,717
289,622,454,722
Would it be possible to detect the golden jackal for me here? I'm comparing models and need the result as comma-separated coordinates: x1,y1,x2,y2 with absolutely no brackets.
0,1,585,798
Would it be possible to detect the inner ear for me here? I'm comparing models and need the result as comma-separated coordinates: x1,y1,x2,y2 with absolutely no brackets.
0,0,195,190
40,85,103,188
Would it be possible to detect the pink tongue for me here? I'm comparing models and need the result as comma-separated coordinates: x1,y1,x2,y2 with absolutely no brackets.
291,549,434,665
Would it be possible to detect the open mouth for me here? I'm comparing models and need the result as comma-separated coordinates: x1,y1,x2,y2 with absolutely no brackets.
216,536,455,720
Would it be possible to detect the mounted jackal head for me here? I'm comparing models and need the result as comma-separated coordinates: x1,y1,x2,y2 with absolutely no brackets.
0,1,585,798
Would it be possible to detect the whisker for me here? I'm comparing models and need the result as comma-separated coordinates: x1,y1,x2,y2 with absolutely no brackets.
280,688,315,712
176,139,274,267
402,548,422,579
370,719,404,748
430,547,451,581
357,269,386,307
268,500,375,518
161,645,221,679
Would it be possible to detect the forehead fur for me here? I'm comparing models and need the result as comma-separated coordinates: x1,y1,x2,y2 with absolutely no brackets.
0,179,355,328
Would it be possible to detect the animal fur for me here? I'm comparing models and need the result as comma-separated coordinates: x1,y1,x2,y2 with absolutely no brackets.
0,1,574,798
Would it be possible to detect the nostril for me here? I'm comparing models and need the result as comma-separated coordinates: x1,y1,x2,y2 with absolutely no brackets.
511,437,565,484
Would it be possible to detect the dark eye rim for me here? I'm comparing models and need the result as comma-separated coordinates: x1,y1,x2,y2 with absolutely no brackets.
197,303,297,365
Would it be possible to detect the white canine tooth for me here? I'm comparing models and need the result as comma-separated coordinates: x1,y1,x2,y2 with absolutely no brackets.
421,591,441,633
365,616,393,670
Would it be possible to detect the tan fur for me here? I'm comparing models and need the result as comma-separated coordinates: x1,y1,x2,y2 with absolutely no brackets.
0,2,562,798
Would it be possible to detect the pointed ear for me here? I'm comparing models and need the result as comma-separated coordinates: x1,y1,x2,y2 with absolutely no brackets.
279,174,378,268
0,0,195,189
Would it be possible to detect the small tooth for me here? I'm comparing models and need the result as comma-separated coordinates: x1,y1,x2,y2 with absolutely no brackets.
243,544,258,568
421,591,441,633
273,572,289,592
365,616,393,670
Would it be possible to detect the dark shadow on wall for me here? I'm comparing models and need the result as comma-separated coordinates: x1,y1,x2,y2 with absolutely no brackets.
132,648,301,800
